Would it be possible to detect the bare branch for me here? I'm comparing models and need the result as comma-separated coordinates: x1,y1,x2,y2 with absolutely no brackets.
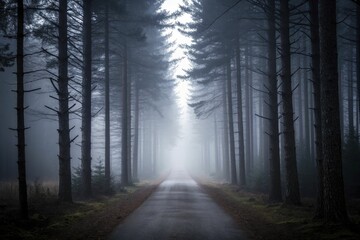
24,87,41,93
45,105,59,113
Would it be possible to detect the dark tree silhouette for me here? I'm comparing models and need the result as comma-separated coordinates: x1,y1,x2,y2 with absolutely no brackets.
267,0,282,203
357,3,360,135
57,0,72,202
226,59,237,184
15,0,28,219
81,0,93,198
222,79,230,180
279,0,301,205
319,0,349,223
309,0,324,219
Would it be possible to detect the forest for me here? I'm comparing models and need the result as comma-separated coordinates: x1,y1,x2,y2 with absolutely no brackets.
0,0,360,239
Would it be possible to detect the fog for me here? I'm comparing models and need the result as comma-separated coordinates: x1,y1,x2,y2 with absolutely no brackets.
0,0,208,182
0,0,359,233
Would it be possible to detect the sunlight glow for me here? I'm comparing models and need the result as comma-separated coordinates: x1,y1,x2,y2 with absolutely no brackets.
161,0,198,172
176,78,190,109
161,0,192,111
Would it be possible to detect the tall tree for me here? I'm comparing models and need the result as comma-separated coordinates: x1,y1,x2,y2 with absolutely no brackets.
58,0,72,202
319,0,349,223
302,37,311,164
222,80,230,180
127,56,132,184
279,0,301,205
132,79,140,182
214,113,220,177
15,0,28,219
226,59,237,184
235,39,246,186
244,43,253,175
309,0,324,218
121,40,129,186
347,49,355,139
357,4,360,127
104,0,111,192
81,0,93,198
267,0,282,203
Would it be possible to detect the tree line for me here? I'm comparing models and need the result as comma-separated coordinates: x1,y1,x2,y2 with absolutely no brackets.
183,0,358,224
0,0,175,219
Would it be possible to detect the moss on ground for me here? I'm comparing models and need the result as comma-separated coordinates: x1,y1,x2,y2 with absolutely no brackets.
199,181,360,240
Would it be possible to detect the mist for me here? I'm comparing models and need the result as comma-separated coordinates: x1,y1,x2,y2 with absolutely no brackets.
1,0,360,239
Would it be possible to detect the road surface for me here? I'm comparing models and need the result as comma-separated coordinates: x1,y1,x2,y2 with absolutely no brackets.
108,169,246,240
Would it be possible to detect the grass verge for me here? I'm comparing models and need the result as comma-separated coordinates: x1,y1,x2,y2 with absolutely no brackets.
0,179,162,240
197,179,360,240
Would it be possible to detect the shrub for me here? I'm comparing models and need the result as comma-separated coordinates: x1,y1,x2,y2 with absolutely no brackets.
72,158,115,196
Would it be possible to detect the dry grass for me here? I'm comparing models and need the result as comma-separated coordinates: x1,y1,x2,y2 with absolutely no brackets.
0,180,58,208
0,182,19,205
0,177,164,240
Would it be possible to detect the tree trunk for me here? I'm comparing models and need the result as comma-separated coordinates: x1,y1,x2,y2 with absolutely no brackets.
121,41,129,186
222,79,230,181
309,92,316,161
127,57,132,184
152,119,157,176
303,37,311,163
261,92,269,173
132,81,139,182
148,118,152,177
348,49,355,140
214,114,220,178
309,0,324,219
81,0,92,198
204,139,210,174
16,0,28,219
245,43,252,174
140,119,145,177
339,66,345,139
104,0,111,193
357,4,360,135
267,0,282,202
58,0,72,202
235,40,246,186
319,0,349,223
297,51,304,145
226,59,237,184
249,49,254,170
279,0,301,205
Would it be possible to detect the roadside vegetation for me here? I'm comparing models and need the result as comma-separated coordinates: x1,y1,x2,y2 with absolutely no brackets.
198,180,360,240
0,178,161,240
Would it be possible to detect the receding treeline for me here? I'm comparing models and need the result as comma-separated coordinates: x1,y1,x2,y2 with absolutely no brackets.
183,0,359,224
0,0,175,219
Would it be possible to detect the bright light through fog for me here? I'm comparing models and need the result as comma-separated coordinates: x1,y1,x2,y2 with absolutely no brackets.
161,0,197,171
176,80,190,110
161,0,192,111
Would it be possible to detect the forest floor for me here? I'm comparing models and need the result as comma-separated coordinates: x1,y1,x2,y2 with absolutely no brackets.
0,178,163,240
2,175,359,240
197,178,360,240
